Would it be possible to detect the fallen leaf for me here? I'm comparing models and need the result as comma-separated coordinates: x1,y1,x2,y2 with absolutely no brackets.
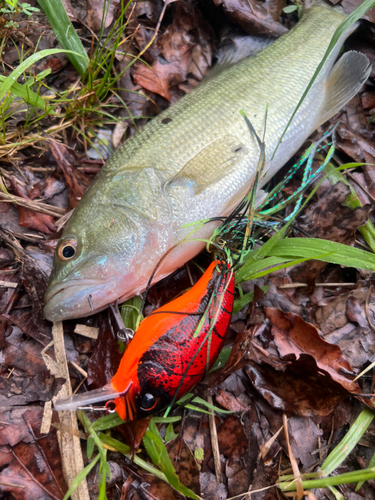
131,0,163,23
227,468,251,497
86,0,120,31
20,253,49,326
217,415,248,460
87,316,123,389
361,91,375,110
248,455,279,500
0,327,63,405
246,356,350,417
265,307,360,393
2,327,51,376
133,53,191,101
298,182,370,246
117,417,151,456
133,0,213,101
0,408,66,500
124,472,178,500
213,0,288,36
287,417,323,469
199,472,227,500
9,179,56,235
49,141,91,209
345,95,370,137
337,123,375,164
37,55,68,74
182,416,212,464
167,437,201,496
61,0,79,21
29,176,66,201
215,388,250,413
289,182,370,283
265,0,286,21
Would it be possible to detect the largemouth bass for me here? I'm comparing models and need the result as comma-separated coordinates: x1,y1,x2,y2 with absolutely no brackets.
44,2,371,322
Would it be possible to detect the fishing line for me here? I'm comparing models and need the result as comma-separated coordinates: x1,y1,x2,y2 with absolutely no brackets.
163,263,233,418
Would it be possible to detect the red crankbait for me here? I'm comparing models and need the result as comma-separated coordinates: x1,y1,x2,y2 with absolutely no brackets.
55,260,235,420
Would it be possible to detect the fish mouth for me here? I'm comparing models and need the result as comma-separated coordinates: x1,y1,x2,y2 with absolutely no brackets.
44,279,111,322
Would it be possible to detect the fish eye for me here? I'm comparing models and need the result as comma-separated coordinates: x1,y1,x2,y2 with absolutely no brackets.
57,238,78,261
140,393,157,411
105,400,117,413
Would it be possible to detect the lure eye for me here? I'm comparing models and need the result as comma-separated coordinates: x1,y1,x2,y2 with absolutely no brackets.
57,238,78,261
140,393,157,411
105,400,117,413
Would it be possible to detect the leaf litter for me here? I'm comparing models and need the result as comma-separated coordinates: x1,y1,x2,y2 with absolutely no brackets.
2,0,375,499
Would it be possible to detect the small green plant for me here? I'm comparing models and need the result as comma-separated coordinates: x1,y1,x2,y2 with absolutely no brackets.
0,0,39,28
279,408,375,495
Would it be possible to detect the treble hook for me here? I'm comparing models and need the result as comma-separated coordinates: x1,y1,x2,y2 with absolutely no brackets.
109,300,134,345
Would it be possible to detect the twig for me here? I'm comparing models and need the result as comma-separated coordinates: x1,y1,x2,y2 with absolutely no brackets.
282,414,304,498
207,393,223,484
0,192,66,217
278,282,355,289
0,280,17,288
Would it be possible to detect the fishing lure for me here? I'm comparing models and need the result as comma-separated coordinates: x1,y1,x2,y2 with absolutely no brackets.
55,260,235,420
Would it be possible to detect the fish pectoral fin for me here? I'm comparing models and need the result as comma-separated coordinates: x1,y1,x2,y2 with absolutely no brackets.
317,51,371,126
166,135,248,195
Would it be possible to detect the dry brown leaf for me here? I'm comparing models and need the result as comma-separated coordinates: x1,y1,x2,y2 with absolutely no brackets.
213,0,288,36
49,142,91,209
167,437,201,496
0,408,66,500
86,0,120,31
9,178,56,235
265,307,360,393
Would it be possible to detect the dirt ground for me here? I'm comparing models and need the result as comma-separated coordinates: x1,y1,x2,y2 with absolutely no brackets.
2,0,375,499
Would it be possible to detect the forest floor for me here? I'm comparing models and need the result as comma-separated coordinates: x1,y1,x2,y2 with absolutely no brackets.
2,0,375,499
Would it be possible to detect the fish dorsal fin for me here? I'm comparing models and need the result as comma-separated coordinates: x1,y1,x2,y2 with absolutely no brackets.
317,51,371,126
166,135,248,195
208,35,275,81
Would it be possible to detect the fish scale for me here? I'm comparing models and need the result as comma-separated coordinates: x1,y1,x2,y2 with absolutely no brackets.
44,2,371,321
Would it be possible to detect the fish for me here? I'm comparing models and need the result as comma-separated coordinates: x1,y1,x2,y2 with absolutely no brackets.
44,2,371,322
54,260,235,420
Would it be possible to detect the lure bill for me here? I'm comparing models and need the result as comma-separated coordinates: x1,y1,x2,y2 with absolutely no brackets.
54,261,235,420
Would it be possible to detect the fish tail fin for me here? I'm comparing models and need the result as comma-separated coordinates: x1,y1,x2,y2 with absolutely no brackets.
316,51,371,126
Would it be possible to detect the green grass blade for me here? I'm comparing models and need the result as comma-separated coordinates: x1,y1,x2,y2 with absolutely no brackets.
321,408,374,475
143,419,200,499
62,453,100,500
98,433,171,482
233,291,255,313
324,161,375,253
91,413,124,432
177,394,233,414
78,411,111,477
239,254,334,282
328,486,345,500
165,423,179,442
279,467,375,492
268,238,375,271
151,416,181,424
209,345,232,372
37,0,89,76
272,0,375,160
0,75,53,113
0,49,84,102
237,256,292,283
356,450,375,490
